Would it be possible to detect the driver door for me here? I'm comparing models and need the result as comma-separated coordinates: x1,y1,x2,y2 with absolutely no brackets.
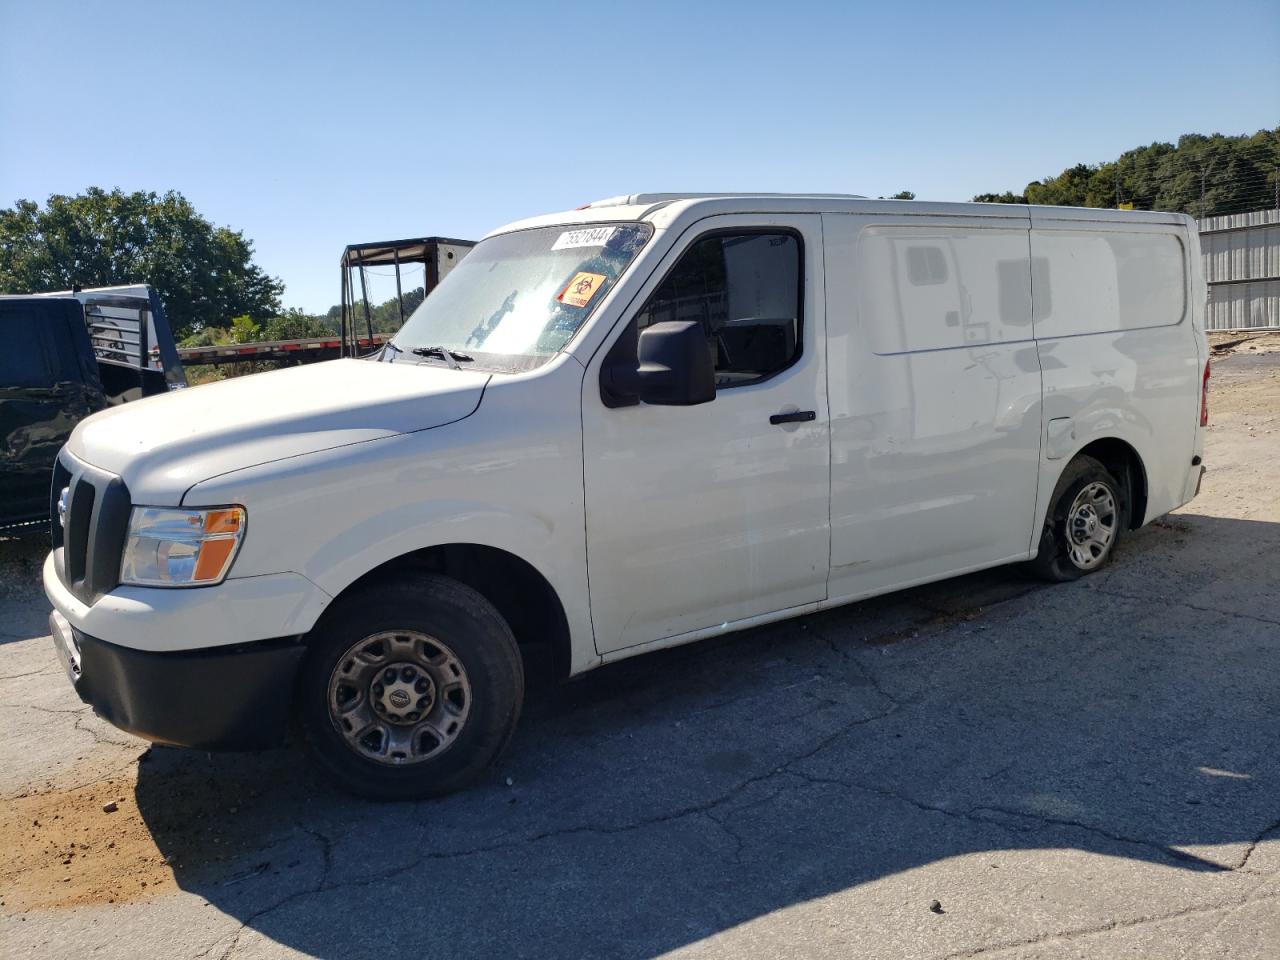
581,214,830,656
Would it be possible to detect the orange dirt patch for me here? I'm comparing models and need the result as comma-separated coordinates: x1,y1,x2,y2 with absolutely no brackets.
0,748,296,913
0,770,175,911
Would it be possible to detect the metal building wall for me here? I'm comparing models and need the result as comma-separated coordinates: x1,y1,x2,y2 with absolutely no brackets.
1199,209,1280,330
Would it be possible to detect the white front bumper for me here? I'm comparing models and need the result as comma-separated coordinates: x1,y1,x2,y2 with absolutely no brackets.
43,552,333,653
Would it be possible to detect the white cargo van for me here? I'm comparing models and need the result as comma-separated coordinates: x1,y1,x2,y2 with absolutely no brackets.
43,194,1209,798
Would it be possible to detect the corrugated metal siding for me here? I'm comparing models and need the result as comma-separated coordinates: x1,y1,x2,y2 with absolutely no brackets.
1199,209,1280,330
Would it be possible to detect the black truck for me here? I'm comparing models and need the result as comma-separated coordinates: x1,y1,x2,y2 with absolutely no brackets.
0,285,185,532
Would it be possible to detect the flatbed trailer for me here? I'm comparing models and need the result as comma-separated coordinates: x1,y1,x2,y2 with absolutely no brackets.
340,236,474,357
179,237,475,368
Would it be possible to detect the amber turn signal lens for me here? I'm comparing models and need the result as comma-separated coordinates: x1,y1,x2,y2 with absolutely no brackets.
193,537,240,581
203,508,244,536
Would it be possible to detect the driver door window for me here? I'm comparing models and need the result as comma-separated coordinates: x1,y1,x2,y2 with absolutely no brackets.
633,232,802,386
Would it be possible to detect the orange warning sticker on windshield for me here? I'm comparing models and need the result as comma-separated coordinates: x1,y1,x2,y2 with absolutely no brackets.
557,272,606,308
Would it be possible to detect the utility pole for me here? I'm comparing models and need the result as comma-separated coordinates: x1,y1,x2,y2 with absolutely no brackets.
1197,153,1220,220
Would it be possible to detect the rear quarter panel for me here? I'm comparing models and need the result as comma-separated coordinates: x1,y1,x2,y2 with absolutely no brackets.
1030,217,1202,533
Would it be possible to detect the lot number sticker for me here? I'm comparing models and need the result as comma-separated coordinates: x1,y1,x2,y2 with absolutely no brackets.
551,227,616,250
557,272,607,308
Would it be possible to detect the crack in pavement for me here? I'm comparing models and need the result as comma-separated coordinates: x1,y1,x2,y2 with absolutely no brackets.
0,701,88,716
199,827,336,960
0,664,61,681
811,625,912,708
71,713,139,749
1176,897,1248,960
1090,585,1280,629
303,826,335,888
784,770,1227,872
0,700,137,754
188,931,240,960
967,804,1229,871
1173,857,1280,960
1236,815,1280,871
938,888,1280,959
705,781,796,865
979,762,1016,783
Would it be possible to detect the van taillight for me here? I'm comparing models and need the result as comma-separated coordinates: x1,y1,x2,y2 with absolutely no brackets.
1200,360,1210,427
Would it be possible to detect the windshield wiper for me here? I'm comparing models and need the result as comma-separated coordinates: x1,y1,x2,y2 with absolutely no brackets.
411,345,473,370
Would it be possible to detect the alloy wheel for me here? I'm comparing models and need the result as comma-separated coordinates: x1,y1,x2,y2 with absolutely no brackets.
326,630,472,765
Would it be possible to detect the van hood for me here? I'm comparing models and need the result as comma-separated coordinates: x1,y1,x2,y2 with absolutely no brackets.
67,359,489,502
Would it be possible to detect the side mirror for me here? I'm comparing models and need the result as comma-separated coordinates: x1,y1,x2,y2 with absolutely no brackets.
602,321,715,407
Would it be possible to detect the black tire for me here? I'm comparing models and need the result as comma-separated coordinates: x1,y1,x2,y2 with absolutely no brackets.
1028,455,1128,583
297,573,523,800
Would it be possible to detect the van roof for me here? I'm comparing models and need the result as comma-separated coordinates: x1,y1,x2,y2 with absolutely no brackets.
486,193,1192,239
584,192,869,207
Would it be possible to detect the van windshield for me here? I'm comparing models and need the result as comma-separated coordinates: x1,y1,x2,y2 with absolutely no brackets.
384,223,653,372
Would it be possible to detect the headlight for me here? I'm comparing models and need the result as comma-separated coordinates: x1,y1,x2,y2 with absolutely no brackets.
120,506,246,587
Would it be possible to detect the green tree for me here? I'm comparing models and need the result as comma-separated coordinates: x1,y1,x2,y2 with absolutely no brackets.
0,187,283,339
976,128,1280,216
262,308,337,341
227,314,262,343
328,286,426,335
183,310,336,347
971,191,1028,204
1023,163,1103,207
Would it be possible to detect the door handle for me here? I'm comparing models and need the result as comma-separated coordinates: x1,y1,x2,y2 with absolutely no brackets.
769,410,816,425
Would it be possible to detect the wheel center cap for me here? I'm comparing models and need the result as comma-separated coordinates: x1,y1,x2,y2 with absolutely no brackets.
371,662,435,724
1073,506,1098,540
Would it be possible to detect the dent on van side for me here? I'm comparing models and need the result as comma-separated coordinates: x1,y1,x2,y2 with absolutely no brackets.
42,195,1208,799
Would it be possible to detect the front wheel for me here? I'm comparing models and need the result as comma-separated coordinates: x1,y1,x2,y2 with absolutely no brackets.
1028,455,1127,582
297,573,524,800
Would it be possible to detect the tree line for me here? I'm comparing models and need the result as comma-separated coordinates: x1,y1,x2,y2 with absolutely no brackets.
969,128,1279,215
0,188,284,341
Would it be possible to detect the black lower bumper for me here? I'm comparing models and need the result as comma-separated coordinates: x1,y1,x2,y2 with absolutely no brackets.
51,613,306,750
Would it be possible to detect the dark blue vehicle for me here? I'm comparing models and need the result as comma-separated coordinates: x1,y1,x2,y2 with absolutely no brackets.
0,286,185,532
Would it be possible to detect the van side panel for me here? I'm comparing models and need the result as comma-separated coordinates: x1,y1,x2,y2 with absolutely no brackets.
823,214,1044,603
1029,219,1201,531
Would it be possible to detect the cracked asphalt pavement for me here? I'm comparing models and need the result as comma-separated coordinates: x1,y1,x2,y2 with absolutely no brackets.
2,343,1279,959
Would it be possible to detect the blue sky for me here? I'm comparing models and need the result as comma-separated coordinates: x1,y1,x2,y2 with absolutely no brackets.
2,0,1277,313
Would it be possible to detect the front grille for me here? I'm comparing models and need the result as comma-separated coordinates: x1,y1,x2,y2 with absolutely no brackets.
51,450,131,605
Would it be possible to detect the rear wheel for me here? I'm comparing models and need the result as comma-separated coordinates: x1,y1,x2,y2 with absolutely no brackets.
1029,455,1127,582
297,573,523,800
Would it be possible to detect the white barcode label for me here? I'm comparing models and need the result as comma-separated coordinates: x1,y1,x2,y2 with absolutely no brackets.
551,226,616,251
